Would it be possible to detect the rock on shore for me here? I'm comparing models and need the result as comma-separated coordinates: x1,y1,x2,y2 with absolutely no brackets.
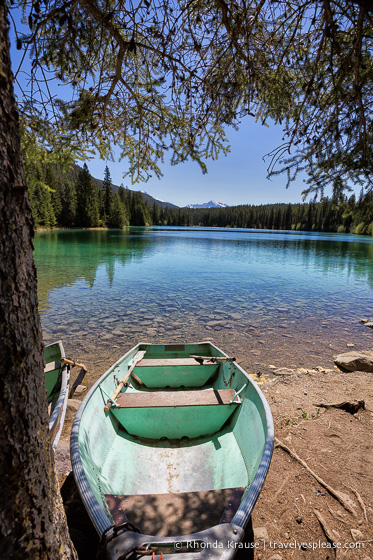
334,350,373,372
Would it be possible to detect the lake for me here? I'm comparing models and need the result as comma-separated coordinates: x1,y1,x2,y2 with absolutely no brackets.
34,227,373,383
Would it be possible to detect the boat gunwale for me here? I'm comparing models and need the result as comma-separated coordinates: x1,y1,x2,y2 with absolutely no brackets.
70,341,274,544
45,340,70,451
71,343,142,535
227,356,274,527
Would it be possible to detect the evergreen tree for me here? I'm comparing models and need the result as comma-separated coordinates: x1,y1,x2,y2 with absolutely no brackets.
109,193,127,228
152,203,160,225
45,167,62,225
103,165,114,225
29,181,56,228
132,204,147,226
26,159,56,229
75,164,99,227
97,187,105,223
59,179,77,227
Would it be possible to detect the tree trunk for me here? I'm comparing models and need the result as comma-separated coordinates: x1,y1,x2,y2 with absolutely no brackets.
0,3,76,557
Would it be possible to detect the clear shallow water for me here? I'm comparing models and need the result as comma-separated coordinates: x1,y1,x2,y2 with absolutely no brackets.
34,227,373,381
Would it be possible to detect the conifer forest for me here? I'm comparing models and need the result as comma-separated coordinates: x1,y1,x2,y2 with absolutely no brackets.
29,161,373,236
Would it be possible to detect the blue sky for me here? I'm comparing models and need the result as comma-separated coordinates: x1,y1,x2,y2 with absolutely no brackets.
87,119,314,207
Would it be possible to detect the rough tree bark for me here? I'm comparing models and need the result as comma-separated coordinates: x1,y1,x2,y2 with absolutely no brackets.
0,2,76,557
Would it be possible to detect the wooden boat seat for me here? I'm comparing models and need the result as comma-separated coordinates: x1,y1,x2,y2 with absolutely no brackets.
44,360,61,374
116,389,239,408
111,389,241,439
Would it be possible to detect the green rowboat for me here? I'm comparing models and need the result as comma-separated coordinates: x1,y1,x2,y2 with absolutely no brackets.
71,342,274,559
44,341,70,451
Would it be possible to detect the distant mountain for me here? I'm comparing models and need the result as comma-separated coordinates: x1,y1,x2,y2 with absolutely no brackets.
136,191,179,209
185,200,230,209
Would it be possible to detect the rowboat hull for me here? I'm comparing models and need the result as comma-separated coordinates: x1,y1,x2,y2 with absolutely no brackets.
44,341,70,451
71,342,274,559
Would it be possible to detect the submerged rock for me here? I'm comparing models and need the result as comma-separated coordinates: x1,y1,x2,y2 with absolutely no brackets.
102,333,114,340
206,320,226,328
335,351,373,372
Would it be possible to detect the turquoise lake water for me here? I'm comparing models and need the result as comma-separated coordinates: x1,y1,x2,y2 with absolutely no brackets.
34,227,373,381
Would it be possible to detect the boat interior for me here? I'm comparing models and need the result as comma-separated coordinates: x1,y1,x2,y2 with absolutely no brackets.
44,341,63,402
78,343,269,537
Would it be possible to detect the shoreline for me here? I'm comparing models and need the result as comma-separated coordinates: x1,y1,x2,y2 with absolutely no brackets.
35,225,372,237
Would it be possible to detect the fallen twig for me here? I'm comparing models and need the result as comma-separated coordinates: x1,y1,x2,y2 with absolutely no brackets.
343,484,368,523
275,438,357,514
314,509,342,559
314,509,340,543
313,400,365,414
327,505,349,525
273,475,290,502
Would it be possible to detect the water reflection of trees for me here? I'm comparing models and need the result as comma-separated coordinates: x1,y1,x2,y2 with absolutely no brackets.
34,229,373,312
285,238,373,289
183,232,373,289
34,229,152,310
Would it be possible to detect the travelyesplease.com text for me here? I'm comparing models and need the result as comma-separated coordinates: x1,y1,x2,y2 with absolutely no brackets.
173,539,365,551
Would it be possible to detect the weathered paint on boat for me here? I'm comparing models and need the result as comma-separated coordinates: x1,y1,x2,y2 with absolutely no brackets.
44,341,70,451
71,342,274,560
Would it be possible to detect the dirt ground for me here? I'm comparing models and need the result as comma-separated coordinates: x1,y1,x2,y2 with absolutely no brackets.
252,367,373,559
57,364,373,560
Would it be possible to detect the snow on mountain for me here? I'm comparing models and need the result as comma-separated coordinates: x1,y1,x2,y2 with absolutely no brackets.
185,200,230,209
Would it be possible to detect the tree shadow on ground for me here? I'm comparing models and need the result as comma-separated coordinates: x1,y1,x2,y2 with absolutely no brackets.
61,472,99,559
